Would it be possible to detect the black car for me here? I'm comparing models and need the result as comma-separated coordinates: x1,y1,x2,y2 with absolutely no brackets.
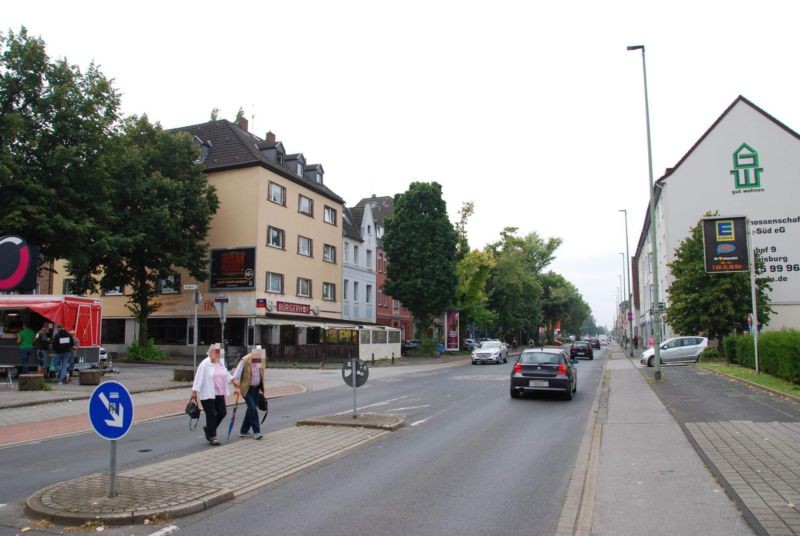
401,339,422,353
570,341,594,360
590,338,601,349
510,348,577,400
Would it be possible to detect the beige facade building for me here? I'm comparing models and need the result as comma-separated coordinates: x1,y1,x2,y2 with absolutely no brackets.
53,118,357,358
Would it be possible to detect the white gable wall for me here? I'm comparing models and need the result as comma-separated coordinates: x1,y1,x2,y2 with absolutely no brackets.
639,99,800,337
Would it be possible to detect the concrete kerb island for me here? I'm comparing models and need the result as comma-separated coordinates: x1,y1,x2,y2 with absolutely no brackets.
25,416,404,526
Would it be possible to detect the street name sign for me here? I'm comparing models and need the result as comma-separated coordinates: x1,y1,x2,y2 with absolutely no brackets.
88,381,134,440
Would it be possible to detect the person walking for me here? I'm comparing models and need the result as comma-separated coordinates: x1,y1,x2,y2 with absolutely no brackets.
231,351,266,440
51,326,74,384
34,324,51,374
191,344,232,446
16,322,35,374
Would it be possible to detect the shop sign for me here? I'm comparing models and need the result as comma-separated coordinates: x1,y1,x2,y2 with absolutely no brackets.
276,301,310,314
210,247,256,289
702,216,749,273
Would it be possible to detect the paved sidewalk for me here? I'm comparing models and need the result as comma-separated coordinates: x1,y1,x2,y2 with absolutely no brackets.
27,424,390,525
591,347,754,535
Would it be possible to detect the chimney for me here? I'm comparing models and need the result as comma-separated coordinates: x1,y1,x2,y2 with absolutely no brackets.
266,131,276,145
237,117,249,132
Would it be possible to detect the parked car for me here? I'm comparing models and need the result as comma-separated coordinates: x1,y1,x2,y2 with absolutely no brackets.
590,338,601,349
640,336,709,367
510,347,577,400
463,338,478,351
471,340,508,365
402,339,422,352
570,340,594,360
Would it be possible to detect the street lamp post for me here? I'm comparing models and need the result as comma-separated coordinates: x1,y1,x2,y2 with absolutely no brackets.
620,210,634,356
620,252,628,349
627,44,663,380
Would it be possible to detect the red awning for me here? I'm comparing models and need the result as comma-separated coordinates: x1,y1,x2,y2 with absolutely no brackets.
0,295,102,347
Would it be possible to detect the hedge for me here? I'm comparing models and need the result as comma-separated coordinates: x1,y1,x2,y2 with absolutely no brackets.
727,329,800,384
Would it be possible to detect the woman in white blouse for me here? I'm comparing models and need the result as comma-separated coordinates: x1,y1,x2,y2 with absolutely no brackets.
191,344,232,446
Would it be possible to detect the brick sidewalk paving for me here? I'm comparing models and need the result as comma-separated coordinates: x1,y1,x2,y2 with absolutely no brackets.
27,424,389,525
688,421,800,535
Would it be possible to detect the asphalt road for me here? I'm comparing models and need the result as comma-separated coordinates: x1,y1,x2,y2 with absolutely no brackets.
0,349,607,536
643,363,800,422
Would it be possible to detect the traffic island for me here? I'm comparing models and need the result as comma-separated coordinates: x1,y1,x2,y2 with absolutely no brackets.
296,413,405,431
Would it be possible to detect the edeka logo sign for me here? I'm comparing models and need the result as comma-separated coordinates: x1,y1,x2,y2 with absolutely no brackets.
730,143,764,195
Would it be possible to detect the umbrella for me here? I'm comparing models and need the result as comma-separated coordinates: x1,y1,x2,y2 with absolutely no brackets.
226,393,240,440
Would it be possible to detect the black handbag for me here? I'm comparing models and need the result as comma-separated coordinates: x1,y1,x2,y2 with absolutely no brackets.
258,392,269,424
185,396,201,431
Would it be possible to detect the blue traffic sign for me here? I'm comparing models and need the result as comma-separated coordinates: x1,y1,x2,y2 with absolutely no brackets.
88,381,134,440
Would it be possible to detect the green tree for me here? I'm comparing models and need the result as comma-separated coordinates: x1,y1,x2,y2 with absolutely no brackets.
540,271,589,341
454,201,474,259
383,182,458,338
455,250,496,333
68,116,219,344
665,216,772,346
0,27,120,262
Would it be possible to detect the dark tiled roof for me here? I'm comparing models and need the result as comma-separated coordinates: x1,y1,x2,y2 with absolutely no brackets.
172,120,344,204
342,207,363,242
349,206,365,228
356,195,394,226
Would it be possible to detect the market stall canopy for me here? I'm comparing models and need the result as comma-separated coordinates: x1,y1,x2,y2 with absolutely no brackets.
0,295,102,347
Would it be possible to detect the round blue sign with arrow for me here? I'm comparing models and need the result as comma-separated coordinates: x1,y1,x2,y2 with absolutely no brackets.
88,381,134,440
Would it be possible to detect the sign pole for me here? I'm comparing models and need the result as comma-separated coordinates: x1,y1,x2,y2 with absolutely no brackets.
109,440,118,498
747,219,760,374
193,290,199,373
352,359,357,419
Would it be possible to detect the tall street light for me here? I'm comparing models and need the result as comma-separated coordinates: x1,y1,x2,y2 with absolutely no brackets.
620,252,628,349
620,208,634,356
628,44,663,380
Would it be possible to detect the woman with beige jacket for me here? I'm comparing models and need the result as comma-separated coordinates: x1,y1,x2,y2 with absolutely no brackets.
231,351,266,439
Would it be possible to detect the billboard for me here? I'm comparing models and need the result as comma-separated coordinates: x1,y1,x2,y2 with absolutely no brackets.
0,236,39,291
702,217,749,273
210,247,256,289
445,310,460,352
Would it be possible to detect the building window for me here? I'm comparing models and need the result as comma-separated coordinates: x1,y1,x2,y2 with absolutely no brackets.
266,272,283,293
367,225,372,235
378,253,384,273
324,206,337,225
393,299,399,311
366,250,373,269
102,319,125,344
323,244,336,263
267,226,285,249
366,284,372,304
268,182,286,206
147,318,188,345
298,195,314,216
354,245,359,264
296,163,303,176
103,286,123,296
157,274,180,294
315,172,322,184
296,277,312,298
63,279,76,294
323,282,336,301
344,279,349,300
353,281,359,302
344,243,350,262
298,236,313,257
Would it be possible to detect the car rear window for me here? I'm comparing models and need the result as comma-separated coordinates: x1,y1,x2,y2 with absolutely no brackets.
520,352,562,365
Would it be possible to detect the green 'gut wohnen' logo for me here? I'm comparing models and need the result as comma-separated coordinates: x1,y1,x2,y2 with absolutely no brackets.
730,143,763,189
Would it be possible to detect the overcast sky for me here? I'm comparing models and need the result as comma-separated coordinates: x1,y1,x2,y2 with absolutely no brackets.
6,1,800,329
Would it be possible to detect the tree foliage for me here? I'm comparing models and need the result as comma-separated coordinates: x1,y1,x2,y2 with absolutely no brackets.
665,216,772,343
455,250,496,331
0,27,120,262
540,271,590,340
383,182,458,336
68,116,219,343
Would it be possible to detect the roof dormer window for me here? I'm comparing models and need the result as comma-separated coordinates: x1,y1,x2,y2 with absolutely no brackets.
315,172,322,184
296,163,303,176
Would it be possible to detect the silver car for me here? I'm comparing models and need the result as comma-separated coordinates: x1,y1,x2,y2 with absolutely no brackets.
640,336,709,367
472,340,508,365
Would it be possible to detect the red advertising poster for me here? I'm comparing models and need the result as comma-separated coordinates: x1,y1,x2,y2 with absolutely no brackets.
446,310,460,352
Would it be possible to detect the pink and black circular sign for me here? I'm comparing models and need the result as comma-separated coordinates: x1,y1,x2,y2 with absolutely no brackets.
0,236,32,291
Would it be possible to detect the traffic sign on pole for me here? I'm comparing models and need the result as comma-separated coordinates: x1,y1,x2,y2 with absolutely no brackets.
88,381,134,440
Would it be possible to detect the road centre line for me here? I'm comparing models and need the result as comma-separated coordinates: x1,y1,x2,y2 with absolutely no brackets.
147,525,179,536
385,405,431,412
332,395,411,415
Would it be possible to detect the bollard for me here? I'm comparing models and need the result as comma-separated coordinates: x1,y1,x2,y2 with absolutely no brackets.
372,353,375,365
392,352,395,365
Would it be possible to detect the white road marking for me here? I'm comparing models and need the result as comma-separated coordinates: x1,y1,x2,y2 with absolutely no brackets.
333,395,411,415
386,405,431,412
410,419,428,427
148,524,180,536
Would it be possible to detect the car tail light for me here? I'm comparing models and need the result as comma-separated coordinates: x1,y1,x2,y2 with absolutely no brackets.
513,362,522,374
557,362,568,375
